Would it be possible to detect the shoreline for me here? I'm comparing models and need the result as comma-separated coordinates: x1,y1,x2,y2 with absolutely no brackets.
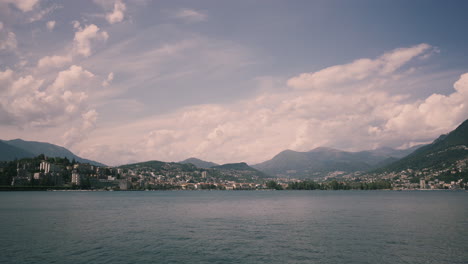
1,186,465,192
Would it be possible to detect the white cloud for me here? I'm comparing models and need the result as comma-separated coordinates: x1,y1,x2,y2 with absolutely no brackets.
63,109,98,147
49,65,95,91
73,24,109,57
46,20,55,31
0,0,39,12
0,25,17,51
106,0,126,24
174,8,207,23
0,65,100,128
102,72,114,87
0,68,13,83
287,43,432,90
29,4,61,23
383,73,468,137
37,54,71,69
72,20,80,29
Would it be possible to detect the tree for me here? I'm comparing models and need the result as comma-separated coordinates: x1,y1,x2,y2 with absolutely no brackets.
266,180,283,190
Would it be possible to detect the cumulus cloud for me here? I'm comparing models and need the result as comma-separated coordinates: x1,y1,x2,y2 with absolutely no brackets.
0,23,17,51
63,109,98,147
46,20,55,31
72,20,80,29
382,73,468,137
78,44,468,165
174,8,207,23
0,0,39,12
37,54,71,69
49,65,95,91
106,0,126,24
0,68,13,83
0,65,99,128
73,24,109,57
102,72,114,87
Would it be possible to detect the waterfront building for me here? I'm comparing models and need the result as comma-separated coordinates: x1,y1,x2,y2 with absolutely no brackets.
420,179,426,189
71,170,81,186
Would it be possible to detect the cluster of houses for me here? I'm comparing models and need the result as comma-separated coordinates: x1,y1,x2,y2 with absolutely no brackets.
419,179,464,190
10,160,130,190
365,158,467,190
116,167,266,190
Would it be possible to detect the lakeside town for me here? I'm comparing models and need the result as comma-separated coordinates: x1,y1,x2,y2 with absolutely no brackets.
1,155,466,191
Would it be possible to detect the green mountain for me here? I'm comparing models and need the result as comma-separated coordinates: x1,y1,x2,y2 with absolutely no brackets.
211,162,269,180
380,119,468,172
0,139,105,166
119,160,197,172
252,146,422,178
212,162,258,171
119,160,266,183
179,157,219,168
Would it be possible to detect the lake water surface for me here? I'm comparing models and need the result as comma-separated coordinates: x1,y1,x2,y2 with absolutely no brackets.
0,190,467,264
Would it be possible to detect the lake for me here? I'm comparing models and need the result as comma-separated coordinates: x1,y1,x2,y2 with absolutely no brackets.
0,190,467,264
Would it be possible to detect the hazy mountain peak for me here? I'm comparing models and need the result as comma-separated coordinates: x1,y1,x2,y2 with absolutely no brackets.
309,147,342,153
212,162,254,170
179,157,219,168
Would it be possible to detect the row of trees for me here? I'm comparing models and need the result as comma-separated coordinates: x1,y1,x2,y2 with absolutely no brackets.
278,180,392,190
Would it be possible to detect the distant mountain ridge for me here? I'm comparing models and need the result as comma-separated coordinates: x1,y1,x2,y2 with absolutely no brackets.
211,162,256,171
212,162,268,178
252,145,423,178
0,141,35,161
179,159,267,178
0,139,105,166
179,157,219,168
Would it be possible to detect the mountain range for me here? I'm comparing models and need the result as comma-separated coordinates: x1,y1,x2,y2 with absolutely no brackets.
251,146,422,178
1,118,467,178
0,139,105,166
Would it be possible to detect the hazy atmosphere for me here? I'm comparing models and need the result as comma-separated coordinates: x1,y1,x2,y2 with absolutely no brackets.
1,0,468,166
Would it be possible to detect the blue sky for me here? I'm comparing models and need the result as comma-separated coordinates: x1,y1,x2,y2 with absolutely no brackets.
1,0,467,165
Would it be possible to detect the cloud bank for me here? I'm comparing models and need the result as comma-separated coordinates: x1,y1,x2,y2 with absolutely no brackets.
77,44,468,165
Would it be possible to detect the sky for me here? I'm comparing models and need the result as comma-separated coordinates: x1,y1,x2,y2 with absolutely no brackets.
1,0,468,166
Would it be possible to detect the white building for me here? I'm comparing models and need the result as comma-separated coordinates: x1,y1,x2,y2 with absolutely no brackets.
40,161,50,173
33,172,42,180
420,179,426,189
40,161,59,174
71,170,81,186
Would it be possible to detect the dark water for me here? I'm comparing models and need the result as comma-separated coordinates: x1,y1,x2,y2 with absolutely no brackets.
0,190,467,264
